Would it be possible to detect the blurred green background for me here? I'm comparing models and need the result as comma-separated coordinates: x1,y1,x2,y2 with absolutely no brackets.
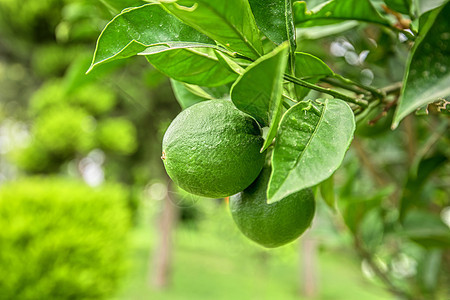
0,1,448,299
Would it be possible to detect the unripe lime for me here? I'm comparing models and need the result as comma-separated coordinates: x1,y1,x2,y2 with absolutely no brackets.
162,100,265,198
230,167,315,248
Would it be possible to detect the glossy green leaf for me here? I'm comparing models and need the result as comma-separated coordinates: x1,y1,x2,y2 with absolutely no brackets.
296,21,358,40
171,79,230,109
295,53,334,79
294,52,334,100
161,0,263,59
393,3,450,128
138,42,224,55
403,210,450,248
100,0,146,14
319,174,336,211
248,0,296,49
267,99,355,203
414,0,449,16
171,80,209,109
230,43,289,151
293,0,390,28
215,51,246,75
144,48,238,86
385,0,411,14
88,3,213,73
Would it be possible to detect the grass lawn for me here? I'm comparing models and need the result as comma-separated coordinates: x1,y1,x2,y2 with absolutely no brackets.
115,200,392,300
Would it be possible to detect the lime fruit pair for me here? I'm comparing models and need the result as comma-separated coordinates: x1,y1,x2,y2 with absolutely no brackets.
162,99,315,248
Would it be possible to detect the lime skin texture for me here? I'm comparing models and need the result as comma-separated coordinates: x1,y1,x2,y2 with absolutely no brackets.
162,99,265,198
230,166,315,248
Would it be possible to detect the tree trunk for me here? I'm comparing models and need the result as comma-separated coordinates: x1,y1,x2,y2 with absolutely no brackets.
300,233,318,299
150,184,178,289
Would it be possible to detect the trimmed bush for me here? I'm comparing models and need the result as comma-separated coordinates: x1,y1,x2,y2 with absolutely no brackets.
33,106,96,155
0,177,130,299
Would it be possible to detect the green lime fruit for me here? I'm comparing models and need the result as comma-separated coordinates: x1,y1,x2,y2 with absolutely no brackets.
230,166,315,248
162,100,265,198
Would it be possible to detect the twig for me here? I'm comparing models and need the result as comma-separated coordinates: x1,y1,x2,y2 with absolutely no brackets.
284,74,369,108
321,78,370,96
403,116,417,162
381,82,402,96
333,73,384,99
382,4,412,31
369,99,397,126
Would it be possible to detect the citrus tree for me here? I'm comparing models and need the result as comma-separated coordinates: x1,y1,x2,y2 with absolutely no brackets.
89,0,450,298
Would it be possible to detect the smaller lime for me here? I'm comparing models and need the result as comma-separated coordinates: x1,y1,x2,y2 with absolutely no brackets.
229,166,315,248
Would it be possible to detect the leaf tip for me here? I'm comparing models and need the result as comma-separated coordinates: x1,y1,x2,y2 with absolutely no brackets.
260,138,272,153
391,110,403,130
266,186,282,204
85,64,95,75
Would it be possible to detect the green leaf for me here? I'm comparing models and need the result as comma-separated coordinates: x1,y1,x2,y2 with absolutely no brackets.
295,53,334,79
170,79,230,109
100,0,146,14
297,21,359,40
294,52,334,100
88,3,213,73
160,0,263,59
414,0,449,16
385,0,411,14
171,80,209,109
393,3,450,128
230,43,289,151
293,0,390,28
296,21,358,40
403,210,450,248
144,48,238,86
267,99,355,203
319,174,336,211
215,51,246,75
138,42,224,55
248,0,296,49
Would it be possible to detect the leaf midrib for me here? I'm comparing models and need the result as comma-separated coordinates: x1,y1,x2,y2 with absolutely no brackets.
268,53,286,121
284,0,295,49
271,101,326,197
